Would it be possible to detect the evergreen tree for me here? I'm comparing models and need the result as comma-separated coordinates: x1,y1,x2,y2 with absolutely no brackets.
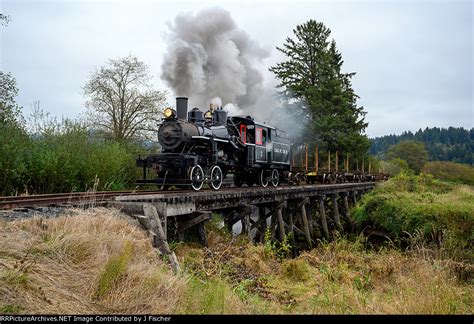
270,20,368,160
370,127,473,165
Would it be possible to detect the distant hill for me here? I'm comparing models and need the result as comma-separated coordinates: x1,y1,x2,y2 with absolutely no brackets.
369,127,474,165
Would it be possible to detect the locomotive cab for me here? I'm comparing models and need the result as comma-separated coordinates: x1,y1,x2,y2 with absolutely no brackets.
228,116,291,188
230,116,291,168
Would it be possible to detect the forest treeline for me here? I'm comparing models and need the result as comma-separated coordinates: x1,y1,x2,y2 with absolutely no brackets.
369,127,474,165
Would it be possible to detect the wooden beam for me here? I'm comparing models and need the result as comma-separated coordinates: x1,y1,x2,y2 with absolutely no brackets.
300,201,313,249
251,211,270,230
177,212,212,233
295,197,310,210
224,209,240,231
258,205,268,243
300,146,304,168
286,207,295,248
328,150,331,173
270,208,278,240
276,203,285,242
315,144,319,173
305,144,309,172
293,225,305,236
331,194,343,231
318,197,329,239
198,223,208,247
343,194,352,224
143,203,181,274
242,213,251,240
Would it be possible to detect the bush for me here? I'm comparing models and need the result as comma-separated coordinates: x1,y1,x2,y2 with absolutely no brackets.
0,123,31,195
422,161,474,186
0,121,143,195
378,158,411,176
25,127,140,193
353,173,474,262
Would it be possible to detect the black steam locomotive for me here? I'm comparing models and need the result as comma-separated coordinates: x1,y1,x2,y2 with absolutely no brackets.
136,97,291,190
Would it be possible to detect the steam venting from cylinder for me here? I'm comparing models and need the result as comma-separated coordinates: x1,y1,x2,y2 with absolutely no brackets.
161,7,269,110
176,97,188,120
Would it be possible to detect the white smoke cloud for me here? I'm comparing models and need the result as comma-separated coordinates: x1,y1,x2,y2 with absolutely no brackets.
210,96,222,108
223,102,244,116
161,7,270,110
160,7,304,142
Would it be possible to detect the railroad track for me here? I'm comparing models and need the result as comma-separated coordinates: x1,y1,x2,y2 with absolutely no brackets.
0,186,247,210
0,181,374,210
0,190,163,210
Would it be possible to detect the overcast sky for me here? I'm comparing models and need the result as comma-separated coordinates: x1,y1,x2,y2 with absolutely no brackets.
1,0,472,137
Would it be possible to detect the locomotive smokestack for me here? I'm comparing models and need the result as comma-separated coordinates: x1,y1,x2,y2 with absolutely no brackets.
176,97,188,120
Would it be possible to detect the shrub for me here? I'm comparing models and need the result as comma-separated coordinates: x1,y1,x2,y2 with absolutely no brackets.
1,120,143,195
378,158,411,176
353,173,474,262
263,229,292,260
422,161,474,186
0,123,31,195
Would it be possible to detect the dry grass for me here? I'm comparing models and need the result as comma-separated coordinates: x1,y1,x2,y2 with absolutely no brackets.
175,224,473,314
0,208,187,314
0,208,472,314
292,239,473,314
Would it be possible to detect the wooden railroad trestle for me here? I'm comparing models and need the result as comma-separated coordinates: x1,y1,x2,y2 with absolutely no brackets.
111,183,375,273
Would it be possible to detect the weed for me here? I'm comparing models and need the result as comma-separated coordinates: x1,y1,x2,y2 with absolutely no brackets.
233,279,254,301
263,229,292,260
0,304,23,314
281,259,310,282
353,273,372,291
1,271,29,286
95,240,133,299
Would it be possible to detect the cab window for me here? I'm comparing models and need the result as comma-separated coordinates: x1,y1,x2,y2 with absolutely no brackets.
256,128,263,145
240,124,246,144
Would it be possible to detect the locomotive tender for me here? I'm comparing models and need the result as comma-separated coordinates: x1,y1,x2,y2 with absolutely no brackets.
136,97,292,190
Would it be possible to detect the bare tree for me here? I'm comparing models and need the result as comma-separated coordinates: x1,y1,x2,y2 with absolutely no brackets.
0,14,11,26
84,55,167,140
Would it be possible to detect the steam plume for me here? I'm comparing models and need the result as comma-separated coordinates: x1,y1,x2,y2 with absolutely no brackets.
161,7,270,110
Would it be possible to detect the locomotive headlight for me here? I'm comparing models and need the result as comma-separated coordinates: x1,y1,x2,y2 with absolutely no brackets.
163,108,176,119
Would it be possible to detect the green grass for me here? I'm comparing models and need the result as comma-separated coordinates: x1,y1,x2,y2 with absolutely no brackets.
422,161,474,186
0,304,24,314
353,173,474,262
1,270,29,285
281,259,311,282
178,276,235,314
95,241,133,299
